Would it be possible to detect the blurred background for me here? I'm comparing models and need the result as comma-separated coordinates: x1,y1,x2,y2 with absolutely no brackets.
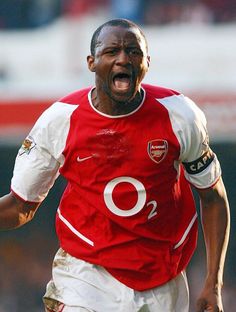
0,0,235,311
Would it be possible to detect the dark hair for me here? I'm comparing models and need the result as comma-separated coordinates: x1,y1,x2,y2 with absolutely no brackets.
90,18,148,56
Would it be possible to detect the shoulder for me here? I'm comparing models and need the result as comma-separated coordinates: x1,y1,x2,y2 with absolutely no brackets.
142,83,180,99
36,87,92,128
142,83,205,124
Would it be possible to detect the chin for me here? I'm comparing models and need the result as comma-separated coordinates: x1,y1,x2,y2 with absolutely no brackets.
113,88,136,101
104,84,135,103
113,93,134,104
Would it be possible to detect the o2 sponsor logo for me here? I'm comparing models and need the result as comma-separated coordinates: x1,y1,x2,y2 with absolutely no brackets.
104,176,157,219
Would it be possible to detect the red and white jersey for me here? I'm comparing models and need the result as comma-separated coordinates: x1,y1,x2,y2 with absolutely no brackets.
11,84,221,291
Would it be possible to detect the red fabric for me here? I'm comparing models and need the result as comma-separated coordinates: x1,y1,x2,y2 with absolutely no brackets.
55,84,197,290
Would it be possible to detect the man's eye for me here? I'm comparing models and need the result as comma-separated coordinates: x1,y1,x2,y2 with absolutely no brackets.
105,50,116,55
129,49,142,56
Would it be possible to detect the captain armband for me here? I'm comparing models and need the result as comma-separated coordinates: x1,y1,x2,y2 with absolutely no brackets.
182,149,215,174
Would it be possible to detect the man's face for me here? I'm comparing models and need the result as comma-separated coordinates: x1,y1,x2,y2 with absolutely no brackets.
87,25,150,103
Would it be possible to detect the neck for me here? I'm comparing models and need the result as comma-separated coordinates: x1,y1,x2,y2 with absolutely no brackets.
91,88,144,116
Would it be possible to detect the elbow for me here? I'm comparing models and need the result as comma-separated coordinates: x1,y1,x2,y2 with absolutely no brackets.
0,192,39,230
18,210,36,227
0,210,36,231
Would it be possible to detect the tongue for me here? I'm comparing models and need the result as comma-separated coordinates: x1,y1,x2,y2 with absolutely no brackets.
114,77,130,90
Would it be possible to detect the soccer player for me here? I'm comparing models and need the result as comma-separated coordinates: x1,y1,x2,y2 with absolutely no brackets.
0,19,230,312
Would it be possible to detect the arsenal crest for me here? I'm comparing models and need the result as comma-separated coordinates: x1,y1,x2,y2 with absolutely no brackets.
147,139,168,164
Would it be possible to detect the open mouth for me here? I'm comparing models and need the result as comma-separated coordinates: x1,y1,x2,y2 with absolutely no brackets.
113,73,131,91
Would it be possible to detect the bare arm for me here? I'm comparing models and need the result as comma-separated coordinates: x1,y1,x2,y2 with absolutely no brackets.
195,177,230,312
0,192,40,230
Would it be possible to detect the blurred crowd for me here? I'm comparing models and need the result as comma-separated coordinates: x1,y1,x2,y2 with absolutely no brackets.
0,0,236,29
0,233,57,312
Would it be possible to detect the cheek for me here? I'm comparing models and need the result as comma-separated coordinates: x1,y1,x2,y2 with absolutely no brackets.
96,61,111,76
136,64,148,80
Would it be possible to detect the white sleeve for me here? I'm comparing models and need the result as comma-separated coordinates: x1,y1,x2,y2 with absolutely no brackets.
11,102,78,202
158,94,221,189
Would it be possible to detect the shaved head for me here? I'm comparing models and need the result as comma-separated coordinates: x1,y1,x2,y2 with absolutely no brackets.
90,18,148,56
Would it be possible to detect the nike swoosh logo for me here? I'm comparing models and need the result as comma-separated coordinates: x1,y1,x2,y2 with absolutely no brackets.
77,155,93,162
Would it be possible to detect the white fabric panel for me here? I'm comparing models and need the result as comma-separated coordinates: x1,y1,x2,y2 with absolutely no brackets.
157,94,221,188
11,102,78,202
184,156,221,189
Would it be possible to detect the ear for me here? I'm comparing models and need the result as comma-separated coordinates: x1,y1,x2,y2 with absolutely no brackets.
87,55,96,72
147,55,150,68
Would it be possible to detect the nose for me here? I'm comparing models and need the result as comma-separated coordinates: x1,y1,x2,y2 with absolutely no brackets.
115,50,131,65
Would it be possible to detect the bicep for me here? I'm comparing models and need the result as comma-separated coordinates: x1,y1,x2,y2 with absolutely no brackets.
11,141,60,203
11,102,76,202
179,98,221,189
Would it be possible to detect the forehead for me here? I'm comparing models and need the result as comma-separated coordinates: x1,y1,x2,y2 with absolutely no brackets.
96,25,147,51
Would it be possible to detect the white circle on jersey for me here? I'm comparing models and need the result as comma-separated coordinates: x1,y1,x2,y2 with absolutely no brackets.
104,176,147,217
